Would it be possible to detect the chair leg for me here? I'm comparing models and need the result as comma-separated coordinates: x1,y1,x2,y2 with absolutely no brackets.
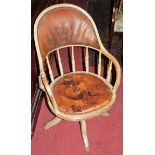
80,120,89,152
101,111,110,116
44,117,62,129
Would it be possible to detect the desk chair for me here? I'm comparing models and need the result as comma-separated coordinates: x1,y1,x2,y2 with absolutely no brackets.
34,4,121,151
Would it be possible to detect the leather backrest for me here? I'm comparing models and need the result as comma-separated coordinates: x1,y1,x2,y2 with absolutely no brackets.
36,6,100,60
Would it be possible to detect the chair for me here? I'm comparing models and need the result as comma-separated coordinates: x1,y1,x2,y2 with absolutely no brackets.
34,4,121,152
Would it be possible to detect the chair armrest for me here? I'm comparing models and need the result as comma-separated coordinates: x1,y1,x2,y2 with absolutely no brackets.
38,72,57,110
101,49,121,94
111,55,121,93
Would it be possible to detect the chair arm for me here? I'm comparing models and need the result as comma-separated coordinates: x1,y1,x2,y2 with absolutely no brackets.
111,55,121,93
38,72,57,110
101,49,121,93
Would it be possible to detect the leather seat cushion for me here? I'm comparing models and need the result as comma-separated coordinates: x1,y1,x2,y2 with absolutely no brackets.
52,72,113,114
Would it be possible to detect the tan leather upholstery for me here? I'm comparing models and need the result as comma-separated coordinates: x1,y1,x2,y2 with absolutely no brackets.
37,7,100,60
52,73,113,114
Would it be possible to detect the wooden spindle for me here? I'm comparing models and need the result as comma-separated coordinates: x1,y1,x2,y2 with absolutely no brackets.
46,57,54,82
57,49,64,76
106,60,112,82
85,47,89,72
71,46,75,72
98,51,102,76
80,120,89,152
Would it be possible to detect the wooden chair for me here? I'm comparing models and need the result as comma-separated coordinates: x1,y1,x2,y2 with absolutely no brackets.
34,4,121,152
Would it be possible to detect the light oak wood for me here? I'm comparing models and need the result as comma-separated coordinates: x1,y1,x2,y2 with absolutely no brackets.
101,111,110,116
106,60,113,82
80,120,89,152
46,57,54,82
57,49,64,76
71,46,75,72
85,47,89,72
98,51,102,76
44,117,62,129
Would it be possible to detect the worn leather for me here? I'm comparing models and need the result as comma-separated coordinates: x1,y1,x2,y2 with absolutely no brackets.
52,73,112,114
37,7,100,60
